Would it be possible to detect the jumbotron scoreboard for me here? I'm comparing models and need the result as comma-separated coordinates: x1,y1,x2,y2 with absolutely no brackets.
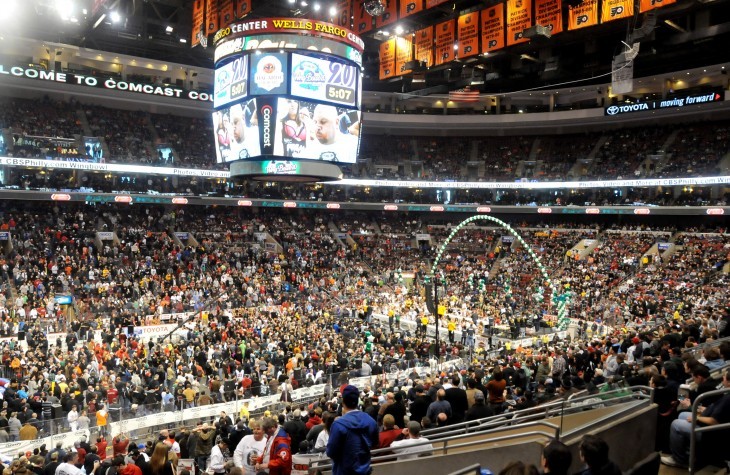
212,18,364,182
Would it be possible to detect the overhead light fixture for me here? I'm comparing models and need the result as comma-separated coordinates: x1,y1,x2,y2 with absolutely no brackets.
301,1,308,6
664,19,686,33
313,3,321,11
179,38,187,43
520,53,539,62
329,6,337,15
166,26,174,33
110,11,121,23
453,43,458,50
395,25,403,35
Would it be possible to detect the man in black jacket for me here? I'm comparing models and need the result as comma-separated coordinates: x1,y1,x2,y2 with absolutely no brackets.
408,386,431,425
444,375,469,424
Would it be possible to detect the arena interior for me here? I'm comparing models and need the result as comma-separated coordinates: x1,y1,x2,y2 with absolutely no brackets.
0,0,727,475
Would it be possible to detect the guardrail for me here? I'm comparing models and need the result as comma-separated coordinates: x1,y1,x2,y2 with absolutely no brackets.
688,386,730,475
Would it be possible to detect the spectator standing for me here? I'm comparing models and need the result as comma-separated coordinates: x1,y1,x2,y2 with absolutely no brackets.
326,385,378,475
233,419,267,475
254,417,292,475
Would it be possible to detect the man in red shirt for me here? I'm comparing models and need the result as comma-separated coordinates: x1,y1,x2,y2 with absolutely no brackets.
107,387,119,405
114,456,142,475
378,415,401,449
96,437,108,461
112,434,130,456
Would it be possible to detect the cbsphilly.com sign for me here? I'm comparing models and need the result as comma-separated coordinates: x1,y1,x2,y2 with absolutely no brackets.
604,91,723,116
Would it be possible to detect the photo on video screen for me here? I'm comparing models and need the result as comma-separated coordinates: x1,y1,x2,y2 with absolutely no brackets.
212,98,261,163
273,98,360,164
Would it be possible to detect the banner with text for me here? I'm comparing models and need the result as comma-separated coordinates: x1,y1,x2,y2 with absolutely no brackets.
396,36,414,76
568,0,598,30
415,26,434,67
400,0,425,18
218,0,235,26
353,1,374,34
640,0,675,12
435,20,456,66
379,38,397,79
535,0,563,35
235,0,251,18
192,0,205,46
481,4,506,53
334,0,352,27
457,12,480,59
376,0,399,28
206,0,219,35
601,0,633,22
507,0,532,46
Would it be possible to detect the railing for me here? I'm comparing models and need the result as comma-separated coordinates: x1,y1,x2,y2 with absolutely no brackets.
688,387,730,475
307,386,654,474
683,335,730,359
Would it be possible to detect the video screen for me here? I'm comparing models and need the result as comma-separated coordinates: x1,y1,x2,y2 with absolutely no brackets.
249,53,288,96
212,98,261,163
273,98,360,164
156,144,174,164
84,137,103,162
214,56,248,109
290,53,359,108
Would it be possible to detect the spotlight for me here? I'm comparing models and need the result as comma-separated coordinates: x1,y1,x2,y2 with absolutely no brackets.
329,6,337,16
166,26,174,33
395,25,403,35
110,11,121,23
313,3,321,11
364,0,386,16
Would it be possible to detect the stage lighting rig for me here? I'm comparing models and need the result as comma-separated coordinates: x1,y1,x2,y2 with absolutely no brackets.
364,0,386,16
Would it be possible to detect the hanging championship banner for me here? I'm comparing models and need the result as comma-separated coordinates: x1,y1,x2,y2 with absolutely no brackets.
376,0,399,28
415,26,434,67
235,0,251,18
640,0,674,13
333,0,352,27
400,0,424,18
379,38,397,79
535,0,562,34
457,12,479,59
481,4,506,53
427,0,450,7
601,0,633,22
192,0,205,46
396,36,414,76
206,0,219,35
353,1,374,34
568,0,598,30
435,20,456,66
218,0,235,26
507,0,532,46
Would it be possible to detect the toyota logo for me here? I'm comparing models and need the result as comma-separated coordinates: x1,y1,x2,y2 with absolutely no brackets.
606,105,619,115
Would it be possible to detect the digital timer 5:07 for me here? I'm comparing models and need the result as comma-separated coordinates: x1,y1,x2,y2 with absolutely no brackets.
325,85,355,105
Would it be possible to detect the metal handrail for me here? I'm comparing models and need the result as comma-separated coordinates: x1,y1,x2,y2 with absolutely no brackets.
683,335,730,356
446,464,483,475
688,386,730,475
309,428,558,473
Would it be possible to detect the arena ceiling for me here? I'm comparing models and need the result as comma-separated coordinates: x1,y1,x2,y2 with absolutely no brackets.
5,0,730,95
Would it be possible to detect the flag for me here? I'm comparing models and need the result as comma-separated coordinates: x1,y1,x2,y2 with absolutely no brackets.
449,87,480,102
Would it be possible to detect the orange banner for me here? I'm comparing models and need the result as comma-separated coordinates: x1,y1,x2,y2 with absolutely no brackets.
601,0,633,22
415,26,434,68
426,0,449,7
457,12,479,59
640,0,674,13
333,0,352,27
218,0,234,26
191,0,205,46
435,20,455,66
400,0,424,18
376,0,399,28
396,36,414,76
535,0,562,34
481,5,505,53
353,1,374,34
568,0,598,30
206,0,219,35
379,38,397,80
507,0,532,45
235,0,251,18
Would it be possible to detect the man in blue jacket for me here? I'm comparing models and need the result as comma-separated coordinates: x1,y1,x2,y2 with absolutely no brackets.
327,385,379,475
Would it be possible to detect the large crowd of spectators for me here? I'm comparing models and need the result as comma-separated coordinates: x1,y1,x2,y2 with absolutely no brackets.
0,201,726,474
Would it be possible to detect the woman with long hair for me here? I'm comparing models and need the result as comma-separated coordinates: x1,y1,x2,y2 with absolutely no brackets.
149,443,176,475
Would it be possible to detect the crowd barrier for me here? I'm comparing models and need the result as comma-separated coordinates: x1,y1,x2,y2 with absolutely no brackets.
0,357,462,459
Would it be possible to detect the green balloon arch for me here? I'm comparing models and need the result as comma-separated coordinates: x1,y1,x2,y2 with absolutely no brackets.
430,215,572,331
